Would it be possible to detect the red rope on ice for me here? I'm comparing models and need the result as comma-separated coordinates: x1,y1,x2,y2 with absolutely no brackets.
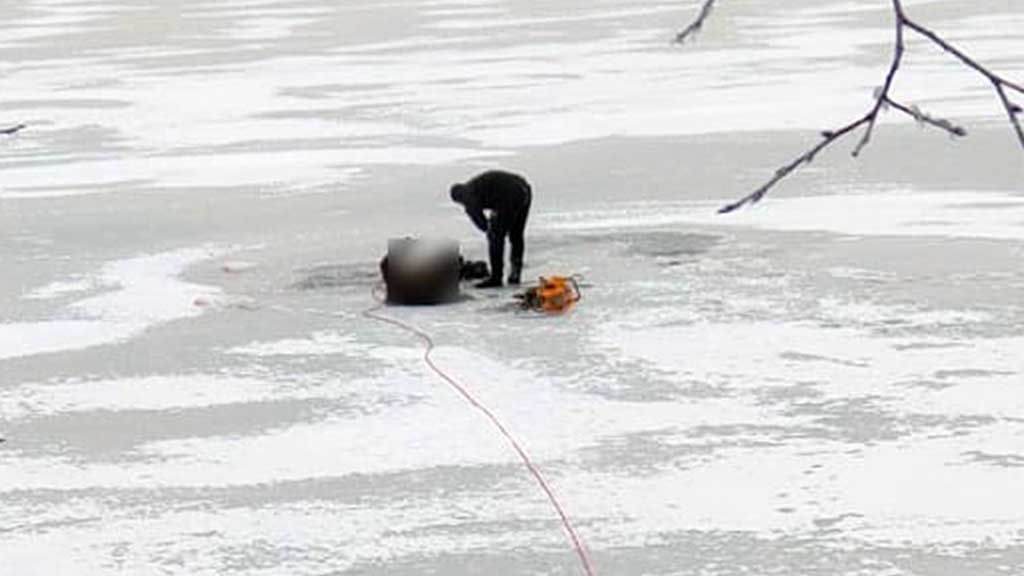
363,286,596,576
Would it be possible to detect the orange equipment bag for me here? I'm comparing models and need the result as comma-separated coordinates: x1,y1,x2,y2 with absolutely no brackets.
516,275,582,313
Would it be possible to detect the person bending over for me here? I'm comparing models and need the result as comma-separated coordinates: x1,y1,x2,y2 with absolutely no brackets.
450,170,532,288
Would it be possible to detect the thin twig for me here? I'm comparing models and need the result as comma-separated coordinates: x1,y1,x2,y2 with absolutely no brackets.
900,13,1023,148
675,0,716,44
852,2,904,157
993,82,1024,147
717,114,873,214
0,123,26,135
884,97,967,137
677,0,1024,213
902,17,1024,94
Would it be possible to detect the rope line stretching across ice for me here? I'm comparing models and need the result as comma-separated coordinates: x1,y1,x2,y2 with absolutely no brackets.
363,285,597,576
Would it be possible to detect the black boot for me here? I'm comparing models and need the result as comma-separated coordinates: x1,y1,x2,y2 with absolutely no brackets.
476,276,503,289
507,263,522,285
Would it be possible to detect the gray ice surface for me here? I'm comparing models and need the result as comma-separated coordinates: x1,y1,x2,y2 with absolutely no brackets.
2,1,1024,574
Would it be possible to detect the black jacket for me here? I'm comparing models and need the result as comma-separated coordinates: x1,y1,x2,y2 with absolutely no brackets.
458,171,531,232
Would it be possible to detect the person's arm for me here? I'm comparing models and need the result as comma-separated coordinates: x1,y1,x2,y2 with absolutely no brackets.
465,203,488,232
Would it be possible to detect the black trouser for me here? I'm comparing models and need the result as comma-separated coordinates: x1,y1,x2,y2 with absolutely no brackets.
486,191,531,280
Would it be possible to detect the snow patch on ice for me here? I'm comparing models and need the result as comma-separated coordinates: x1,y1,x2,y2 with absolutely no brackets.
0,247,223,360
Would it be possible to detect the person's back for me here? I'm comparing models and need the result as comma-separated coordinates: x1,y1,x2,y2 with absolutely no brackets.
467,170,531,211
450,170,532,288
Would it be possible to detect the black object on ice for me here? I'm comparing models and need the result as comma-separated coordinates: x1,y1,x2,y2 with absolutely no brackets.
380,238,462,305
450,170,532,287
459,259,490,281
0,124,26,135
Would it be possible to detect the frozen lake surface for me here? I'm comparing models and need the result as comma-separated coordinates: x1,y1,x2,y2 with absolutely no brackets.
2,0,1023,574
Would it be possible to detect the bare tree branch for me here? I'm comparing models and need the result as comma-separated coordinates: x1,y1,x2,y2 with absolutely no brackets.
900,9,1023,148
883,97,967,137
851,6,905,158
675,0,716,44
901,17,1024,95
0,123,26,135
676,0,1024,213
716,115,874,214
993,82,1024,147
